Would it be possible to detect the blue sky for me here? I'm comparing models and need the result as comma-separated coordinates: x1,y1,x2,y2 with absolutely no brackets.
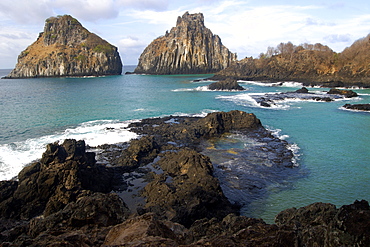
0,0,370,68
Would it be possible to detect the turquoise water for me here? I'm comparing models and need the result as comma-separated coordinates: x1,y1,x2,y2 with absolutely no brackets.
0,66,369,223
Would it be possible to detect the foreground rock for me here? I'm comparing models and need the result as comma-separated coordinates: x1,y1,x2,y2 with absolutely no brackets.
0,139,130,246
4,15,122,78
343,103,370,111
208,78,245,91
134,12,236,75
1,111,368,246
211,38,370,88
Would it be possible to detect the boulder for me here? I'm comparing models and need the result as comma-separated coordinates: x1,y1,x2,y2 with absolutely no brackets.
103,213,179,246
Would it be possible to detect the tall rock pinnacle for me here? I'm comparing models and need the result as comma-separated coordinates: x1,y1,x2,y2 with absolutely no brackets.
5,15,122,78
134,12,237,75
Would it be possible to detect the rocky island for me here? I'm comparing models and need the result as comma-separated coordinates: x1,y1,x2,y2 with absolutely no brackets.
1,111,369,246
133,12,237,75
4,15,122,78
211,37,370,88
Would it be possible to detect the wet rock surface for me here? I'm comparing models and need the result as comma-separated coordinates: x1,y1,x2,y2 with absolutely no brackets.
207,79,245,91
250,87,356,107
343,103,370,111
0,111,368,246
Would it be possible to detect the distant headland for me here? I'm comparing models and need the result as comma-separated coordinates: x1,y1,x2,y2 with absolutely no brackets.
210,39,370,88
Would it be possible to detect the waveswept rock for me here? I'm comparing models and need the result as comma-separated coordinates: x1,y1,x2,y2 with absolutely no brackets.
208,78,245,91
0,139,126,220
4,15,122,78
343,103,370,111
327,88,358,98
134,12,236,75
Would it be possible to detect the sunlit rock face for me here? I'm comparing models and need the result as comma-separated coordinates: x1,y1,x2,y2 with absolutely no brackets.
134,12,237,75
5,15,122,78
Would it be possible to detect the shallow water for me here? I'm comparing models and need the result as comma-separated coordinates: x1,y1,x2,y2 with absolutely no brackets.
0,66,369,223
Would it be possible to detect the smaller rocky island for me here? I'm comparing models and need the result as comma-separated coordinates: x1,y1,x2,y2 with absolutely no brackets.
207,79,245,91
4,15,122,78
134,12,236,75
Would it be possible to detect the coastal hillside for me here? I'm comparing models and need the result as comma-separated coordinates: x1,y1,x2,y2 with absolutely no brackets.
134,12,237,75
212,36,370,87
4,15,122,78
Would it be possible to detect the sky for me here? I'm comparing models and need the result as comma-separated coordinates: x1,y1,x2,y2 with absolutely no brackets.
1,0,370,68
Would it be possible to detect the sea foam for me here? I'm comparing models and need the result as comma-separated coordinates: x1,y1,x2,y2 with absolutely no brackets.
0,120,138,181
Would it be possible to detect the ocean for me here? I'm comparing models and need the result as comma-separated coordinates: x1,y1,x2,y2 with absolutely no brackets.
0,65,369,223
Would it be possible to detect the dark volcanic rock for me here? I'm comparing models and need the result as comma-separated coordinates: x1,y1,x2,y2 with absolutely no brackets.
208,78,245,91
250,90,342,107
0,111,369,246
343,103,370,111
295,87,309,93
0,139,125,220
134,12,236,75
275,200,370,247
4,15,122,78
141,148,238,227
327,88,358,98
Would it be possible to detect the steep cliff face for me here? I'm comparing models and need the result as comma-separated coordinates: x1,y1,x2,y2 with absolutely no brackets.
134,12,237,75
5,15,122,78
213,39,370,87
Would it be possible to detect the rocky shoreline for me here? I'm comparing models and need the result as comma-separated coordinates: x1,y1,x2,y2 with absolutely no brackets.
0,111,369,246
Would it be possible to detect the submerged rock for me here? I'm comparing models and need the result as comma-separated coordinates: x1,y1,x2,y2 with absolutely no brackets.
134,12,236,75
4,15,122,78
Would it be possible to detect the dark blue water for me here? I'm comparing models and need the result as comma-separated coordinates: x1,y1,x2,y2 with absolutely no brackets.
0,66,369,222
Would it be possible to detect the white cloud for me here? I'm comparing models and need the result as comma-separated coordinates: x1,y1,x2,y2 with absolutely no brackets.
118,0,169,11
118,36,148,64
53,0,119,21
